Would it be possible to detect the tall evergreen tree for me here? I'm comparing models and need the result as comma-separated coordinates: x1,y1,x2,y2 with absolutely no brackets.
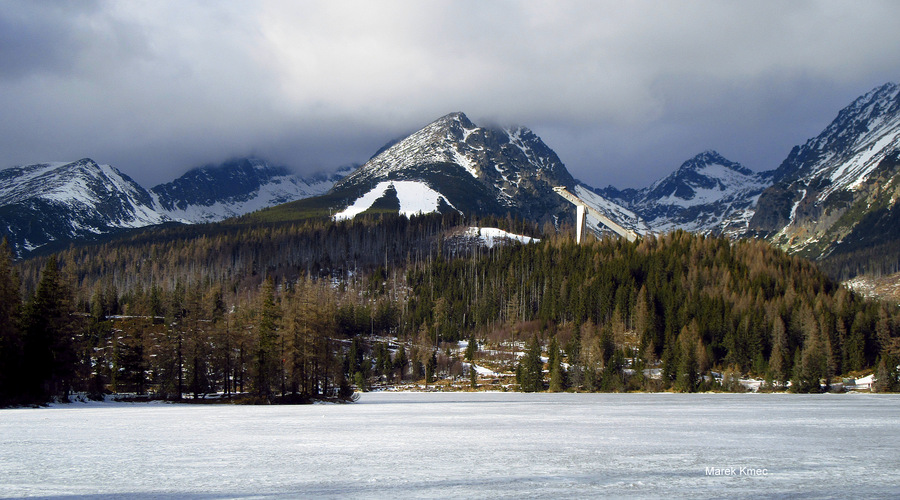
0,239,23,405
255,277,280,399
21,257,79,402
769,316,789,388
547,336,565,392
518,336,543,392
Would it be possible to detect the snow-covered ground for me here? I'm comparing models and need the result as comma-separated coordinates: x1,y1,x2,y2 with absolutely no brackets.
333,180,456,220
2,393,899,498
464,226,538,248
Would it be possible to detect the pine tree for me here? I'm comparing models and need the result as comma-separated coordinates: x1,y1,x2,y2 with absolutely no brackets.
519,336,543,392
847,312,868,373
769,316,789,388
874,354,900,392
464,336,478,361
548,336,565,392
675,323,700,393
0,239,23,405
393,344,408,382
425,350,437,385
254,277,279,399
21,257,79,402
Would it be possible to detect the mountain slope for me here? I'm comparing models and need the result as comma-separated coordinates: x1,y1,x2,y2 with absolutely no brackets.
748,82,900,260
151,157,349,223
0,157,351,256
0,159,169,254
601,150,771,235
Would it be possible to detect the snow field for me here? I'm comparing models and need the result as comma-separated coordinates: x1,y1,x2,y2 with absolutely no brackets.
333,180,456,220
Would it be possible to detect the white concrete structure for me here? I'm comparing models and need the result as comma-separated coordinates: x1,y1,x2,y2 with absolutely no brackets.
553,187,639,243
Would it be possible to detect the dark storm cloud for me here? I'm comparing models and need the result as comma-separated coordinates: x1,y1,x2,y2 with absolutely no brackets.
2,0,900,189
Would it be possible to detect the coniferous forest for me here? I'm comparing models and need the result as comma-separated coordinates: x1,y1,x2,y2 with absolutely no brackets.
1,213,899,406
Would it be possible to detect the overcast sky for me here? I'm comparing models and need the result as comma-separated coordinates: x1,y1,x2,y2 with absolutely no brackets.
2,1,899,189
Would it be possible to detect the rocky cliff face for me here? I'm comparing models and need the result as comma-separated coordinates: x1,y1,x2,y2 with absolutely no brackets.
748,82,900,259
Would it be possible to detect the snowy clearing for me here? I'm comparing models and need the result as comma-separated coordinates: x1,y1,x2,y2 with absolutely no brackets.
464,226,538,248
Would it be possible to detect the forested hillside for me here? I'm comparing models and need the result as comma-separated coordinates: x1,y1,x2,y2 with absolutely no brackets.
407,232,900,392
1,216,898,406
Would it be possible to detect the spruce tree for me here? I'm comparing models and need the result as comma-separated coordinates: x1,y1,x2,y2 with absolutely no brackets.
393,344,408,382
254,277,279,399
519,336,543,392
21,257,79,402
548,336,565,392
0,239,23,405
874,354,900,392
425,350,437,384
464,336,477,362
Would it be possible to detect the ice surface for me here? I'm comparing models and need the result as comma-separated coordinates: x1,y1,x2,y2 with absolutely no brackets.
1,393,898,499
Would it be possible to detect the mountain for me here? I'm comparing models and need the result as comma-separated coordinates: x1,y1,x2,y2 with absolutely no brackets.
151,157,350,223
748,82,900,261
0,157,350,256
6,83,899,264
321,112,645,237
0,159,170,254
601,150,772,235
330,112,574,220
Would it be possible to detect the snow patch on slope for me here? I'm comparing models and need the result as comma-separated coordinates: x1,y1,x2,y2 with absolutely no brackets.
158,175,335,223
333,180,455,220
464,227,539,248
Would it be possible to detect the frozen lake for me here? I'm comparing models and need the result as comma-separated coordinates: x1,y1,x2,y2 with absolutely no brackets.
2,392,899,499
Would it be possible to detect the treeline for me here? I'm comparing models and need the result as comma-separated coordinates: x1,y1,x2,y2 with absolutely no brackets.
0,212,524,405
818,239,900,281
407,231,900,392
2,217,899,405
15,212,538,298
0,240,395,405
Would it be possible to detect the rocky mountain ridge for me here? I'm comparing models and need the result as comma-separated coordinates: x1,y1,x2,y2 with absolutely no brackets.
748,82,900,261
600,150,772,235
0,157,348,256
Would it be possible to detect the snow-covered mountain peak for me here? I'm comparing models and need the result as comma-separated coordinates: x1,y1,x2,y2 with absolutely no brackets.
337,112,489,185
643,151,767,208
150,157,347,223
773,82,900,186
333,112,576,214
812,82,900,152
0,156,350,255
599,150,770,235
674,150,753,177
327,112,603,228
0,158,171,254
0,158,156,215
